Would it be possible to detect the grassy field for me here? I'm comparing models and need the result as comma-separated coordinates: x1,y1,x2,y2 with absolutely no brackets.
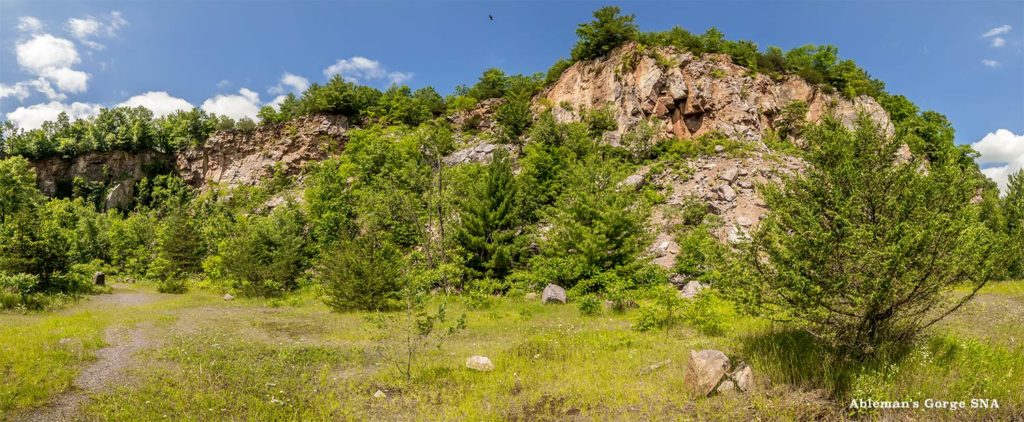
1,281,1022,421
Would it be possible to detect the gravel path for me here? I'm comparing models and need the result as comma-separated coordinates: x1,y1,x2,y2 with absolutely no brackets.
19,286,160,422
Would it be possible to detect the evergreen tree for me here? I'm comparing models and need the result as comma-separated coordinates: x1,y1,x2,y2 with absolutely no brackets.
456,149,518,279
1005,170,1024,278
724,115,1002,359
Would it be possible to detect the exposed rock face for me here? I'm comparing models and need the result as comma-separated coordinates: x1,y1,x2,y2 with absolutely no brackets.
443,143,513,166
541,42,893,146
176,114,347,188
448,98,503,134
30,150,171,197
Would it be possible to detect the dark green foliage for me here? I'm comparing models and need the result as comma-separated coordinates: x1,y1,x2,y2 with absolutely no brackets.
135,174,194,210
0,156,42,224
723,115,1002,359
154,210,205,278
571,6,639,62
1005,170,1024,278
540,156,649,287
775,101,809,140
496,87,533,144
455,149,518,280
299,75,382,118
318,233,404,312
464,68,509,100
368,85,444,127
216,205,308,297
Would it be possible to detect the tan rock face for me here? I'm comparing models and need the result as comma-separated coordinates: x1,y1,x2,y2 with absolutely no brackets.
541,42,893,145
30,150,170,197
176,114,347,189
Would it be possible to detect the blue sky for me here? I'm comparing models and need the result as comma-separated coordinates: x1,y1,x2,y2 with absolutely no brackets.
1,1,1022,187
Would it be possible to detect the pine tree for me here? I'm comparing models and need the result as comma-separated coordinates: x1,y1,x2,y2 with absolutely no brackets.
725,115,1002,359
456,149,518,279
1004,170,1024,278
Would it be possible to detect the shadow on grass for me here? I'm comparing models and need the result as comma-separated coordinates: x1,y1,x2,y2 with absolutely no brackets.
738,328,910,399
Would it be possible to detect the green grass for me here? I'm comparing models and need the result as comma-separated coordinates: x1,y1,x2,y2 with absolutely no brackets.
2,281,1023,420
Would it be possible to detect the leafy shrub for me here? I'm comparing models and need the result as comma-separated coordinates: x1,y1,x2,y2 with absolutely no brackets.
634,285,683,332
577,294,601,316
621,118,659,162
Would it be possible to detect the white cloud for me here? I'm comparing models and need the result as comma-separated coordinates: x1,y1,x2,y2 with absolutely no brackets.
981,59,1000,68
14,34,90,94
66,11,127,49
40,67,90,93
0,82,33,101
17,17,43,33
991,36,1006,48
201,88,261,120
388,72,414,85
269,72,309,95
323,56,413,85
982,25,1012,38
5,101,103,130
972,129,1024,193
68,17,102,39
16,34,79,73
119,91,193,117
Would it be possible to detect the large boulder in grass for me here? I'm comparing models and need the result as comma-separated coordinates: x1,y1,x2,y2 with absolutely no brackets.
542,284,567,304
685,349,731,396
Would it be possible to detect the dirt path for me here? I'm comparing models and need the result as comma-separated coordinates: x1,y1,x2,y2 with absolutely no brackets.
19,285,161,422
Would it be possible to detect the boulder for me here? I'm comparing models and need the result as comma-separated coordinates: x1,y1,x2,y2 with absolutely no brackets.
736,216,755,227
542,284,567,304
93,272,105,286
466,356,495,371
716,380,736,393
716,184,737,202
732,363,754,392
685,349,731,396
679,280,704,299
619,173,646,190
718,168,739,183
223,294,234,301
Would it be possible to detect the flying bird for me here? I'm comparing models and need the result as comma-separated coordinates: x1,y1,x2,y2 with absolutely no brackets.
489,14,494,21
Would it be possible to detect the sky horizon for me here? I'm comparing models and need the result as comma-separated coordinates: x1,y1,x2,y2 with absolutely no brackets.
1,1,1022,188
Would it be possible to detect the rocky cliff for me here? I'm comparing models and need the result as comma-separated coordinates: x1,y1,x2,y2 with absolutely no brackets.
29,115,348,208
176,114,347,188
542,42,893,145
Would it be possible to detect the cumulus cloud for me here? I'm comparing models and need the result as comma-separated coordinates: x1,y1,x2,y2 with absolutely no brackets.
972,129,1024,193
16,34,79,73
981,59,1000,68
991,36,1006,48
0,82,33,101
66,11,127,49
17,17,43,33
40,67,89,93
201,88,262,120
5,101,103,130
13,33,91,95
323,56,413,85
269,72,309,95
119,91,193,117
982,25,1012,38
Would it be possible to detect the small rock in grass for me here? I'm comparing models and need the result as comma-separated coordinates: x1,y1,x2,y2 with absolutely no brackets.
223,294,234,301
716,379,736,393
732,363,753,392
714,145,725,153
685,349,730,396
524,292,538,300
542,284,567,304
466,355,495,371
679,280,704,299
373,390,387,398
